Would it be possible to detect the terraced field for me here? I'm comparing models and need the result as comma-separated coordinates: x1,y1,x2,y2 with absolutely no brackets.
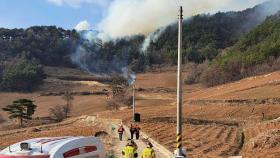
140,118,242,158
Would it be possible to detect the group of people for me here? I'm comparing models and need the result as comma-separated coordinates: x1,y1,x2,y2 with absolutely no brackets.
118,123,141,141
122,140,156,158
117,124,156,158
130,123,141,140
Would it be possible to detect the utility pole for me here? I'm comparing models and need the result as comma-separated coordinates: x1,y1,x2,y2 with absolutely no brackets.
175,6,184,158
132,84,135,122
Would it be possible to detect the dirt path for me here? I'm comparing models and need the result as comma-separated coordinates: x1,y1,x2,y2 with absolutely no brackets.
111,124,172,158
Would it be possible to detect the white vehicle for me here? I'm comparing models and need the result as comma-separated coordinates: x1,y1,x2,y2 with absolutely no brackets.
0,136,105,158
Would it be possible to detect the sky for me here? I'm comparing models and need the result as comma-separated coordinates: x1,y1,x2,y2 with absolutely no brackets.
0,0,110,29
0,0,269,37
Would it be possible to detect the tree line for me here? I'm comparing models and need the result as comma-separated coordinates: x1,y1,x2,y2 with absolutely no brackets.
0,1,279,89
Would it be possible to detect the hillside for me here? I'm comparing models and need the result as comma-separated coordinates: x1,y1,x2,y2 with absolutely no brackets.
0,1,278,93
147,0,280,63
204,11,280,85
0,66,279,157
0,26,79,66
98,69,280,157
0,1,279,69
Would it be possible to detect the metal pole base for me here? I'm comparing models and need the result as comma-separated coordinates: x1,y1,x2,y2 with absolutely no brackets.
173,149,186,158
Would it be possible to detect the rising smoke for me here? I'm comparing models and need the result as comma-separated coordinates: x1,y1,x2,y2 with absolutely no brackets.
141,27,166,53
97,0,269,38
71,25,137,84
71,0,280,84
98,0,226,38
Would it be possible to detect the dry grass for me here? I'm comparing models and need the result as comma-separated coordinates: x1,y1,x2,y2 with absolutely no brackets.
1,67,280,157
0,116,111,151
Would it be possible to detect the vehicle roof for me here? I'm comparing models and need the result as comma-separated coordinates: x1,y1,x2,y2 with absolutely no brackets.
0,137,83,155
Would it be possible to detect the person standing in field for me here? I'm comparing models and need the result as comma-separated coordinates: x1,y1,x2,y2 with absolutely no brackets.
118,124,125,141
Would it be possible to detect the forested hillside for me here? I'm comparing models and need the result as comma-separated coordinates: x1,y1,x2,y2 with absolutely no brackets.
147,0,280,64
188,12,280,87
0,0,280,91
2,1,279,68
0,26,77,91
0,26,79,66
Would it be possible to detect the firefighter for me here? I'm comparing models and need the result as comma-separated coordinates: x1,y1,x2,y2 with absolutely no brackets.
141,142,156,158
130,124,135,139
135,124,141,140
118,125,125,141
122,141,138,158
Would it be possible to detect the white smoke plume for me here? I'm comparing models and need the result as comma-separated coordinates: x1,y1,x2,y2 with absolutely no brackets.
75,20,91,31
122,67,136,85
72,24,137,84
75,20,111,42
97,0,268,39
141,27,166,53
72,0,277,83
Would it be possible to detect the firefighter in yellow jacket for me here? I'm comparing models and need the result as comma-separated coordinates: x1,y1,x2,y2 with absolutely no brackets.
141,142,156,158
122,141,138,158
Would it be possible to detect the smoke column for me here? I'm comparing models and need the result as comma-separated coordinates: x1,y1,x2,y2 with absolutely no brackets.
71,0,280,83
141,27,166,53
72,24,137,83
97,0,269,39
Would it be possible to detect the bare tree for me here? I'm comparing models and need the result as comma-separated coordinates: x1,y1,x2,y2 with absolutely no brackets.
49,92,73,122
106,75,134,111
49,105,69,122
62,91,74,118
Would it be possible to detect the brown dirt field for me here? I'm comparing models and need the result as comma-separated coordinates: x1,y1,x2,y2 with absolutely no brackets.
0,93,108,120
242,118,280,157
0,68,110,122
186,71,280,100
136,70,280,101
1,67,280,157
136,72,178,88
99,102,280,157
99,70,280,157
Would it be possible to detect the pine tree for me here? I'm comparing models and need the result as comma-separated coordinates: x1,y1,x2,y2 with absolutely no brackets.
2,99,37,127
